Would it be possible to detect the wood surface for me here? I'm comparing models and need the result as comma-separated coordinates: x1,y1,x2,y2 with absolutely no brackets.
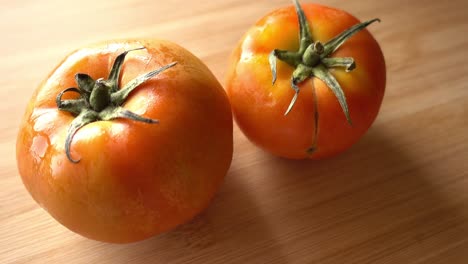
1,0,468,263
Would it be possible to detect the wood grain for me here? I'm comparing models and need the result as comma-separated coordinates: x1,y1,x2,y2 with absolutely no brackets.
2,0,468,263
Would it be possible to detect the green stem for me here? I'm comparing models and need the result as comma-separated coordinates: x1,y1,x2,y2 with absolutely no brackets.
311,64,352,125
89,79,111,112
302,42,324,67
75,73,94,95
99,106,159,124
293,0,313,53
64,110,99,163
107,47,145,92
56,88,87,115
322,18,381,58
56,47,177,163
322,57,356,72
268,0,380,153
112,61,177,106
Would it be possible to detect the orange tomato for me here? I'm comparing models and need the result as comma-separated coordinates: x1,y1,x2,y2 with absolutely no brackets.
16,39,233,243
226,1,386,159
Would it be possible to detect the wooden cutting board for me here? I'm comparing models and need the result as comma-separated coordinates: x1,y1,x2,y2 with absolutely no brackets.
1,0,468,263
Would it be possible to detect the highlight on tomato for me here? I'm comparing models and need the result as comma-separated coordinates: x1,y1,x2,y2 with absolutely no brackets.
16,39,233,243
226,0,386,159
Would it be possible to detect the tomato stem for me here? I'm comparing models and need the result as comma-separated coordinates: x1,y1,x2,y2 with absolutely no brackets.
89,79,112,112
302,42,324,67
56,47,177,163
64,110,99,163
269,0,380,154
322,57,356,72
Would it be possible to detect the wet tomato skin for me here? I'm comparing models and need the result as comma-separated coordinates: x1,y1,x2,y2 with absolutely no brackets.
17,39,233,243
226,4,386,159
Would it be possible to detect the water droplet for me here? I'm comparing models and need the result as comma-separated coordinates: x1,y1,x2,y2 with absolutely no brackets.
30,135,49,163
32,109,58,133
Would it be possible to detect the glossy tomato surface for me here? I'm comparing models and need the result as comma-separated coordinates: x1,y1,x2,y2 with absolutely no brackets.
226,3,386,159
17,39,233,243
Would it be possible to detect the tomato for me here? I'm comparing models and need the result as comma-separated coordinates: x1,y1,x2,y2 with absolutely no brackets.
226,0,386,159
16,39,233,243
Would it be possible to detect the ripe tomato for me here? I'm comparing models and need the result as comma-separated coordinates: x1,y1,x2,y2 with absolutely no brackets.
16,39,233,243
226,1,386,159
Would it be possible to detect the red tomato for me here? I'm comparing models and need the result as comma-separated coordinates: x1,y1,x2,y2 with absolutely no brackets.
226,1,386,159
16,39,233,243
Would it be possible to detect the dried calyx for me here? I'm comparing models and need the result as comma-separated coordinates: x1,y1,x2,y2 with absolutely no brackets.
269,0,380,153
56,47,177,163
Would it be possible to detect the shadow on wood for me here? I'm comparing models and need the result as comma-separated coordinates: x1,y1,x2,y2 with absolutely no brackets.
84,126,467,263
244,127,468,263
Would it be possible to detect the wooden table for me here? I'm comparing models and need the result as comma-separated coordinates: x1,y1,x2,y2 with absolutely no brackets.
2,0,468,263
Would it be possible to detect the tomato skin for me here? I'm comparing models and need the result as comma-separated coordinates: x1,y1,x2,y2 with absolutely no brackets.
16,39,233,243
226,4,386,159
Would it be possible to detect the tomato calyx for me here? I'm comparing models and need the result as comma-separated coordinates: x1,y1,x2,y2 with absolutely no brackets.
269,0,380,153
56,47,177,163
